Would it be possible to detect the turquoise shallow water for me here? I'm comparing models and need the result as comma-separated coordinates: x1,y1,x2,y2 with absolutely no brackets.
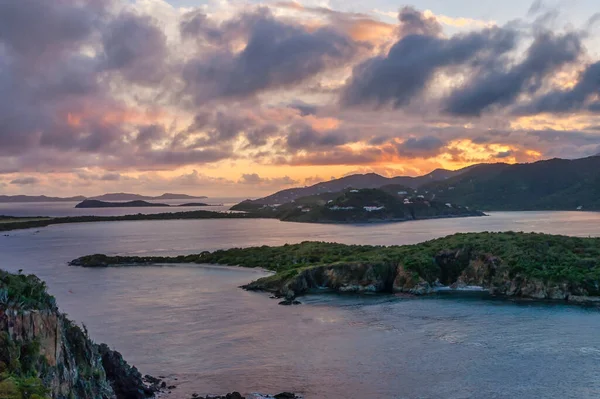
1,212,600,398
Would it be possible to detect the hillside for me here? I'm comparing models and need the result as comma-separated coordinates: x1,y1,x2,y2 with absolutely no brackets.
241,168,467,206
422,156,600,210
233,188,483,223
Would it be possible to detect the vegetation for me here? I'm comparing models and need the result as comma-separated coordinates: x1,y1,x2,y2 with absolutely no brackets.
0,270,55,399
72,232,600,298
0,271,57,311
233,188,483,223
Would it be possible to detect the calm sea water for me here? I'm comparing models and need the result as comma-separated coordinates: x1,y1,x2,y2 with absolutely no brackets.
1,212,600,398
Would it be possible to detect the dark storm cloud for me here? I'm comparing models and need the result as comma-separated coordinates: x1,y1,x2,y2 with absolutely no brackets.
285,123,352,151
181,9,361,104
341,7,516,108
0,0,102,59
445,31,582,116
396,136,447,157
516,61,600,115
100,12,169,85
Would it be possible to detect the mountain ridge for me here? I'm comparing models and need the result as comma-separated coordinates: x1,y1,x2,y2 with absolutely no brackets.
238,155,600,211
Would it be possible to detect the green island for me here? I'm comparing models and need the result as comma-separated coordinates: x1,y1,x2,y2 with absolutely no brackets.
70,232,600,305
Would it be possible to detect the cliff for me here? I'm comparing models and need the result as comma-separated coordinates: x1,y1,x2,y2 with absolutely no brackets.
0,270,156,399
243,249,600,304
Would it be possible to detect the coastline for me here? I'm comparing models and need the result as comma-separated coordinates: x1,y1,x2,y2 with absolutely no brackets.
69,232,600,307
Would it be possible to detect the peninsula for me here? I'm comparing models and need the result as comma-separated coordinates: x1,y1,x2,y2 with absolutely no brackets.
70,232,600,305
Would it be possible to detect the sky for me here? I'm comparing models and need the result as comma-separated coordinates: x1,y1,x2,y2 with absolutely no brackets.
1,0,600,197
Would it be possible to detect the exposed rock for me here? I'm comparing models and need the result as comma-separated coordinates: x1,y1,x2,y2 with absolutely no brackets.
99,343,156,399
278,300,302,306
274,392,299,399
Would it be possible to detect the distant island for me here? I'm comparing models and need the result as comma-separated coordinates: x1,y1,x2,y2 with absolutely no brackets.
0,192,206,203
70,232,600,305
75,200,211,208
232,187,484,223
89,192,207,201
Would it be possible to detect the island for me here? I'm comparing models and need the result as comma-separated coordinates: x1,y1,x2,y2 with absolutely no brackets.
71,232,600,305
232,188,485,223
0,268,299,399
75,199,215,208
75,199,171,208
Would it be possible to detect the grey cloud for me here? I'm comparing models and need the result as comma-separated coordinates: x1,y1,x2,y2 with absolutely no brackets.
10,177,40,185
397,6,442,37
397,136,446,157
285,124,352,151
137,125,167,149
182,9,361,104
496,150,514,158
0,0,101,59
445,31,582,116
288,101,319,116
100,12,169,85
516,61,600,114
238,173,298,186
341,12,516,108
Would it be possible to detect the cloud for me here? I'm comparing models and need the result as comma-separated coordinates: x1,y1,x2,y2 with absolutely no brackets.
285,123,352,151
374,8,495,29
181,8,362,105
341,7,516,108
238,173,298,186
100,12,170,85
516,61,600,115
445,31,582,116
2,1,600,197
10,177,40,185
397,136,447,157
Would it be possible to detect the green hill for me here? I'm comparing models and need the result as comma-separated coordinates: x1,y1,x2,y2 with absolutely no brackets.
421,156,600,211
234,188,483,223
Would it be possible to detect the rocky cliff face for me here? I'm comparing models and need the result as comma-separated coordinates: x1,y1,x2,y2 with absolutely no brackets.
0,307,154,399
244,250,600,304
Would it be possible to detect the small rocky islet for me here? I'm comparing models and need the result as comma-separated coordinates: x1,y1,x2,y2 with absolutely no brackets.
70,231,600,306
